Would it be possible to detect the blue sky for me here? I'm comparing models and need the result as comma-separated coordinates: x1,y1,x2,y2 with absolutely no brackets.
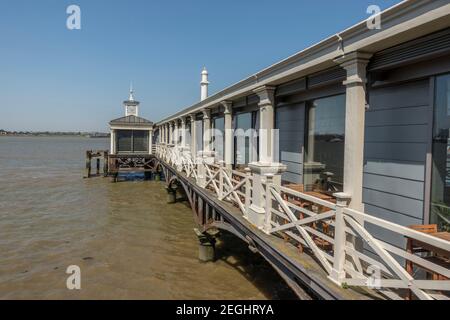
0,0,401,132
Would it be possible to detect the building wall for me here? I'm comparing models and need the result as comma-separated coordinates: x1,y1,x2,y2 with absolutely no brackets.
363,79,431,245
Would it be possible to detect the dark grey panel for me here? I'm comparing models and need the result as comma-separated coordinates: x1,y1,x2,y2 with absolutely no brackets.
363,79,430,239
363,188,423,220
364,142,427,163
369,80,429,110
364,204,423,227
363,173,424,200
365,106,429,127
364,160,425,181
282,171,302,184
365,125,428,143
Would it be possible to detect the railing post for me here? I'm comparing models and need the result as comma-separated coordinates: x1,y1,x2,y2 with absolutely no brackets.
218,160,225,200
244,167,252,218
196,153,206,188
329,192,351,286
264,174,274,233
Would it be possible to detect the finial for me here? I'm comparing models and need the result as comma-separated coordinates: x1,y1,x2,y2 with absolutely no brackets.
129,82,134,101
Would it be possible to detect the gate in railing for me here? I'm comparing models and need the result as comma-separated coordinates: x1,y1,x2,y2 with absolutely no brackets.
155,143,450,300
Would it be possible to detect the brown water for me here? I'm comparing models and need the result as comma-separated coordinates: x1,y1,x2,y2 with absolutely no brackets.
0,136,295,299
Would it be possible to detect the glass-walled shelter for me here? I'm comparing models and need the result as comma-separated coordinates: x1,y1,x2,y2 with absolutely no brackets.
109,115,154,155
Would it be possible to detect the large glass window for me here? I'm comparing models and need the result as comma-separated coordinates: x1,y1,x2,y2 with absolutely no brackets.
304,94,345,192
431,74,450,231
233,111,258,168
213,116,224,161
133,130,149,152
116,130,149,153
195,119,203,154
117,130,132,153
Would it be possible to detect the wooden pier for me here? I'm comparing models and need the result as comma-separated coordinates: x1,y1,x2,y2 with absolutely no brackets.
84,151,160,181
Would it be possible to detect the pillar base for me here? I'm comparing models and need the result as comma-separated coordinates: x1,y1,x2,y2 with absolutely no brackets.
247,162,287,229
248,162,287,176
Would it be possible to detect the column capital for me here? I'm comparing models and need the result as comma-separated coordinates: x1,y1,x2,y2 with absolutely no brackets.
188,113,196,121
179,116,186,124
221,101,233,114
334,51,373,86
202,108,211,119
253,85,276,107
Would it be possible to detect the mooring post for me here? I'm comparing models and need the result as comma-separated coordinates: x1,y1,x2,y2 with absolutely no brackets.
103,151,109,177
166,186,177,204
194,228,216,262
96,157,100,176
84,151,91,178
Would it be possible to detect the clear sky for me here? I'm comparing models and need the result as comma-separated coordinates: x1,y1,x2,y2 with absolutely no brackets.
0,0,402,132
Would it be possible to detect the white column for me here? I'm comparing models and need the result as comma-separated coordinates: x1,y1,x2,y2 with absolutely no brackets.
165,123,169,144
202,109,211,153
221,101,233,170
253,86,276,164
158,127,161,144
180,117,186,148
110,129,115,155
334,51,372,211
173,120,179,146
248,86,286,230
190,114,197,157
163,124,167,144
149,129,153,154
169,122,174,145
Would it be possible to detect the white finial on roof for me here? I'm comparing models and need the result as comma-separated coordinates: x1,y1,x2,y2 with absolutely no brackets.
129,82,134,101
200,67,209,101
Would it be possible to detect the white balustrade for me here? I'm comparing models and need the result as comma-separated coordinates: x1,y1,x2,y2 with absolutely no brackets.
155,143,450,300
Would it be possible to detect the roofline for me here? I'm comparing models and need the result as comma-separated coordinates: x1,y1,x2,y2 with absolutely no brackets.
156,0,450,126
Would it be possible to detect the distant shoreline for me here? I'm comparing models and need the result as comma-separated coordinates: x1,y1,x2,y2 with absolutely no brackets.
0,132,109,138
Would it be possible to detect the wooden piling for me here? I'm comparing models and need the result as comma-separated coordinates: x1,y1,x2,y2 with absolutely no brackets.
84,151,91,178
103,151,109,177
96,158,100,175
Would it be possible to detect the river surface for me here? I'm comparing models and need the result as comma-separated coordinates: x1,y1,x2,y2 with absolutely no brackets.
0,136,295,299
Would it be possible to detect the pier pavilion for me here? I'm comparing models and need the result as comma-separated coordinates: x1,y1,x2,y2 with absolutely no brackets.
148,0,450,299
109,87,154,155
105,87,155,178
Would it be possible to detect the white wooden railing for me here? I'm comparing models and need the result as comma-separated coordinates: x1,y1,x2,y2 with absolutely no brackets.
156,143,450,300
